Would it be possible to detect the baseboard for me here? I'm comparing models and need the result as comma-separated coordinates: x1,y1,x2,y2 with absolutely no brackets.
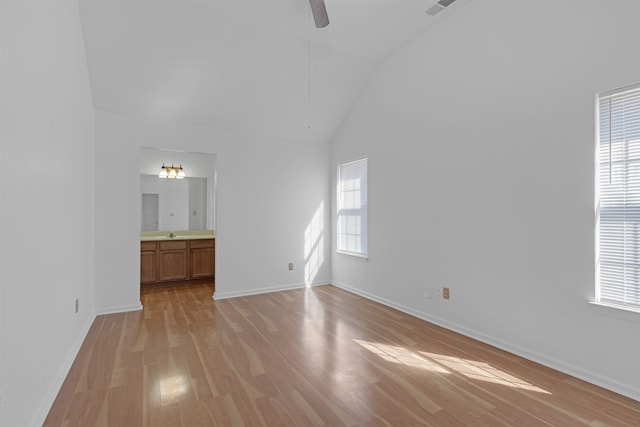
330,281,640,403
32,310,96,427
213,280,327,300
95,302,143,315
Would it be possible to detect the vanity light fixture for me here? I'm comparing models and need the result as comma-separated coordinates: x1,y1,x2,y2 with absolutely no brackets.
159,164,168,178
159,163,185,179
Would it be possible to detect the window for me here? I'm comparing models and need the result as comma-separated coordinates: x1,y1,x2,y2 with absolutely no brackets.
596,83,640,310
337,158,368,257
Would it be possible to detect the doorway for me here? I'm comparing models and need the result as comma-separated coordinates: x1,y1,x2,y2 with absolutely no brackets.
139,148,217,300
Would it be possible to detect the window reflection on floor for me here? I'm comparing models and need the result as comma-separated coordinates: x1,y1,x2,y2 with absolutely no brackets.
157,374,190,405
354,339,550,394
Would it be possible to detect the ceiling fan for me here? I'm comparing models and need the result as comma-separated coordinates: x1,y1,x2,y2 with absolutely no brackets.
309,0,329,28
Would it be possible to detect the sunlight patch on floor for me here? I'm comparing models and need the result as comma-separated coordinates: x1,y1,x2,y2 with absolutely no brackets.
353,340,449,373
419,351,551,394
353,339,550,394
158,374,190,405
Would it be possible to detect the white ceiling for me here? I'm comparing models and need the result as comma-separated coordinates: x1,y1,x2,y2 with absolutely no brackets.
79,0,464,142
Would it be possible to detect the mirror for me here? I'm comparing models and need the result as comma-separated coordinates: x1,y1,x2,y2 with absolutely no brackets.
139,148,216,232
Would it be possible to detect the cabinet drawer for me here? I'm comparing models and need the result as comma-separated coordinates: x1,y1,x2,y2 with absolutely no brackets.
189,239,214,249
141,241,157,251
159,240,187,250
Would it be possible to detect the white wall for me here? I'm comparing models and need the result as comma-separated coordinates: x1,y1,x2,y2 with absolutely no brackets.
331,0,640,400
0,1,96,426
94,110,331,313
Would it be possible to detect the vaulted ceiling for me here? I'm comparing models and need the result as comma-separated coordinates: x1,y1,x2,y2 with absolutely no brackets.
79,0,464,142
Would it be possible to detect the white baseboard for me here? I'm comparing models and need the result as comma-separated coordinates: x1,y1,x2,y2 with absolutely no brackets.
32,310,96,427
95,302,143,315
331,281,640,403
214,280,327,300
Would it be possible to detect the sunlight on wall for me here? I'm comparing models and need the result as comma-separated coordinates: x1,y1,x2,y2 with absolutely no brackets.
353,339,550,394
305,201,325,286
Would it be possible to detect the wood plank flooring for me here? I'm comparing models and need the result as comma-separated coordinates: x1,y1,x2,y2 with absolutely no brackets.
45,284,640,426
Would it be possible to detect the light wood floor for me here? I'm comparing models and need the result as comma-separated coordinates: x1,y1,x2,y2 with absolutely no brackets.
45,284,640,426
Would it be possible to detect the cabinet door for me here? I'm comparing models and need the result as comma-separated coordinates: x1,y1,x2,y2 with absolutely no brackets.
190,247,214,278
159,250,188,281
140,251,157,283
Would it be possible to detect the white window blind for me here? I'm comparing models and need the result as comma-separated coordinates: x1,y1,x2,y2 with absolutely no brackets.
597,83,640,309
337,158,368,257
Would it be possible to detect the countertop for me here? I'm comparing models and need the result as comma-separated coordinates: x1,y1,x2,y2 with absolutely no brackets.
140,230,215,242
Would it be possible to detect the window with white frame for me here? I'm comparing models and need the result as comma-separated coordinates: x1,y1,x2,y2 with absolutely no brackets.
596,83,640,310
337,158,368,257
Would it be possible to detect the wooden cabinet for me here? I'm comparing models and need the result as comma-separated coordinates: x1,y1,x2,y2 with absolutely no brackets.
141,238,214,288
189,239,215,279
140,241,158,284
159,240,187,281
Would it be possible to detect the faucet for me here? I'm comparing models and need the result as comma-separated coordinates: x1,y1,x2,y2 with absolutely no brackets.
169,231,175,238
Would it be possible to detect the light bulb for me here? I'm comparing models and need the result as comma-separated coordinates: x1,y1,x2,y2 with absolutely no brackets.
159,164,168,178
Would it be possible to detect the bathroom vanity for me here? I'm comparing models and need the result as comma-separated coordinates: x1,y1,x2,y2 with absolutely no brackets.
140,232,214,288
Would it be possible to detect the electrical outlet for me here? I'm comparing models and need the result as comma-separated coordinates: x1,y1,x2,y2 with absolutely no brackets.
443,287,450,300
288,263,294,271
75,299,79,313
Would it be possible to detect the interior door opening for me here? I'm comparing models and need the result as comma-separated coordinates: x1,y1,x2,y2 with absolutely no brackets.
139,148,217,301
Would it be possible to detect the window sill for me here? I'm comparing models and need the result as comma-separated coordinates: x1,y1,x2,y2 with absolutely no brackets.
336,250,368,260
589,300,640,322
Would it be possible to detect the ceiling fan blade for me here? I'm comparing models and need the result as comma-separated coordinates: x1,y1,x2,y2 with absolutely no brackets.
309,0,329,28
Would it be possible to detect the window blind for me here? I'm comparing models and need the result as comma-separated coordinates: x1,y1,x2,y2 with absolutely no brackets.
337,158,368,257
597,83,640,309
